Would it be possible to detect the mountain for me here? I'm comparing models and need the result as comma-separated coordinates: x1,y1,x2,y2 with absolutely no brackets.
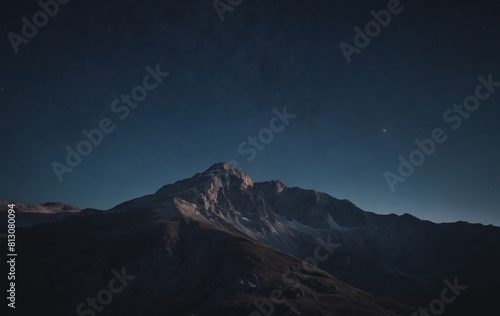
0,200,81,229
2,190,411,315
2,162,499,315
112,163,500,312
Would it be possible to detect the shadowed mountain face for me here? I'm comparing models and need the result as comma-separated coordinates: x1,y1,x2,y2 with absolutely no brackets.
2,163,499,315
5,199,411,316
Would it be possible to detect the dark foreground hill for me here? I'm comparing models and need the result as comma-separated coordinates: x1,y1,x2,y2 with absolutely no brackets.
3,198,411,316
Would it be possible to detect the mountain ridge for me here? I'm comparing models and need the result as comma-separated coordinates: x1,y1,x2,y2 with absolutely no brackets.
2,162,499,314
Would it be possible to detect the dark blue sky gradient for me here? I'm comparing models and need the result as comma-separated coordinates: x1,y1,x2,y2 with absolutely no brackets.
1,0,499,225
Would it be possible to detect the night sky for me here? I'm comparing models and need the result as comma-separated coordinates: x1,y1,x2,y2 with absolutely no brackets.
1,0,499,226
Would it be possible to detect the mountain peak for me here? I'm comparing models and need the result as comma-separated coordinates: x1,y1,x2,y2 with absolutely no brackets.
204,162,236,173
155,163,254,196
203,162,254,187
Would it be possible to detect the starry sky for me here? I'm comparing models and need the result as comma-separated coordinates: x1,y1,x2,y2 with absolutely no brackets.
1,0,499,226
